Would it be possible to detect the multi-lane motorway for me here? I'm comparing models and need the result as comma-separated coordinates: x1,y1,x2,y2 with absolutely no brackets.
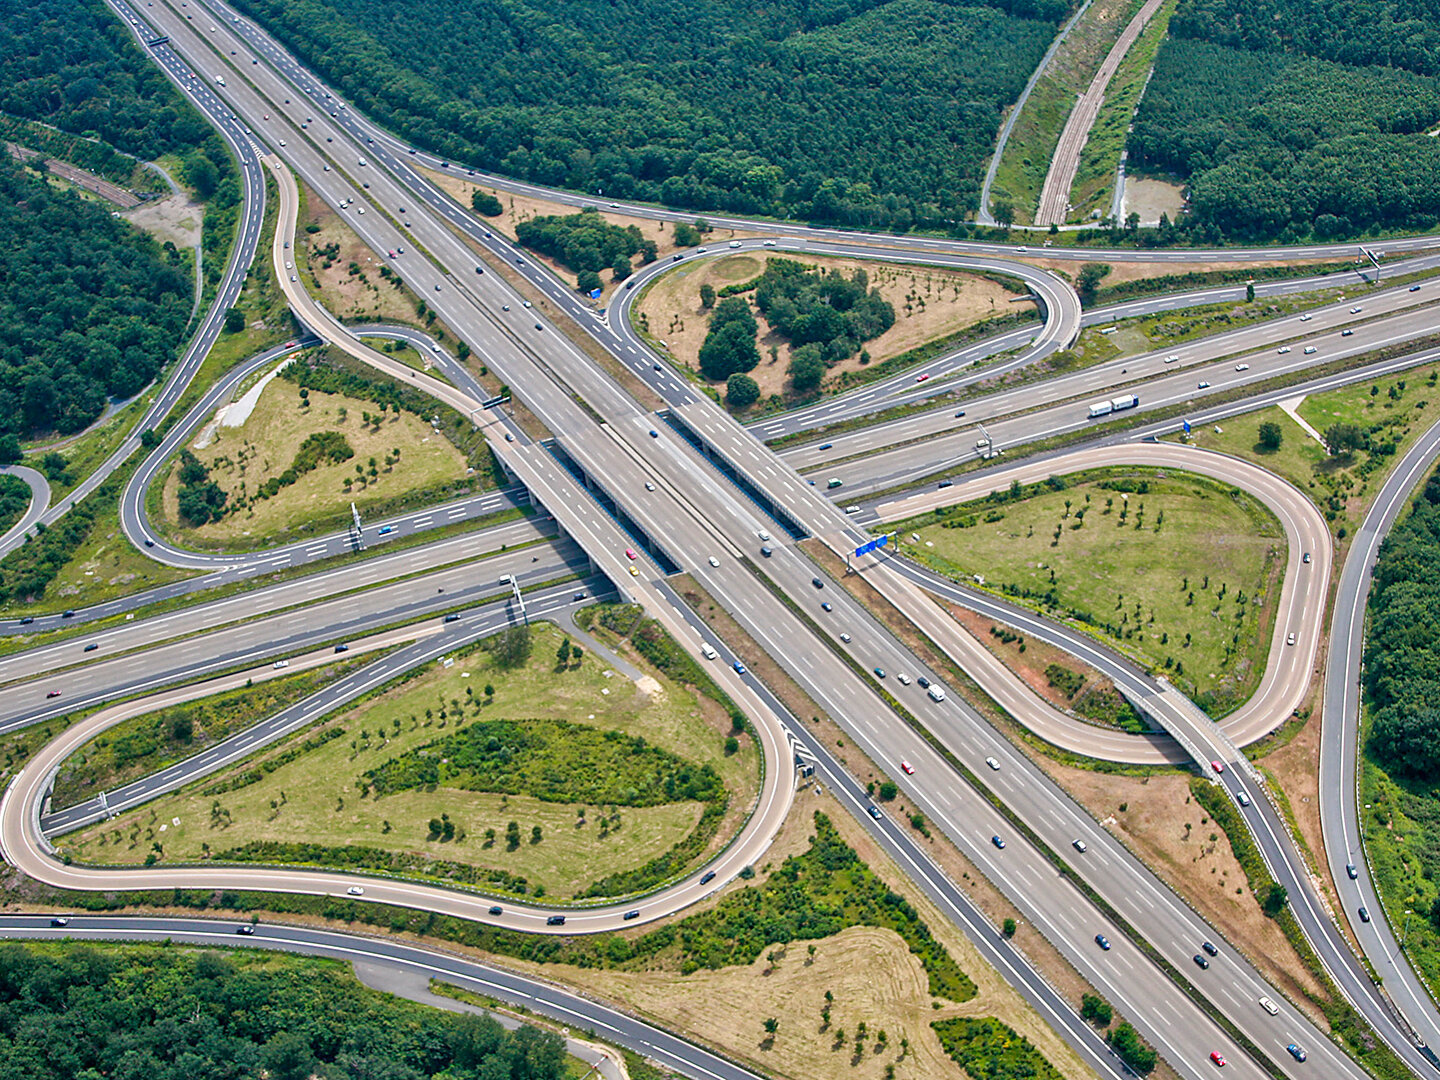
7,0,1440,1076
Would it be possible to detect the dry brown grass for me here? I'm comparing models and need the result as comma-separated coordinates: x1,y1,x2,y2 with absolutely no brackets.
638,254,1023,398
297,181,419,324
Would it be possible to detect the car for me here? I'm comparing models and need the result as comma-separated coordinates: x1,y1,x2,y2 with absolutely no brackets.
50,917,69,927
649,429,658,437
18,617,33,625
1210,1051,1227,1067
623,909,640,920
1211,760,1224,774
1347,863,1359,879
1164,354,1180,364
955,410,967,418
812,577,824,589
1198,381,1211,389
1193,954,1210,969
991,835,1006,849
1287,632,1296,646
1287,1044,1307,1062
1359,906,1371,923
1201,940,1218,957
1073,839,1087,853
697,247,708,254
628,565,638,576
900,760,915,774
916,373,930,382
700,870,716,884
347,886,364,896
917,676,931,688
435,284,441,291
83,643,98,653
444,613,461,623
475,266,484,274
489,905,503,916
1277,346,1291,354
821,601,833,612
1411,284,1422,292
645,482,656,492
63,610,75,618
672,253,685,261
874,667,886,679
1304,345,1318,354
1095,934,1110,950
868,805,882,820
708,556,720,567
763,239,778,247
819,443,833,450
1351,306,1363,313
625,548,637,560
523,300,532,308
236,924,256,934
1342,328,1354,336
547,915,566,926
840,632,852,643
728,240,742,248
897,672,910,685
1235,363,1250,371
502,304,510,311
758,529,771,542
1300,313,1312,321
46,689,61,698
1016,246,1028,253
733,660,746,674
273,660,289,669
335,643,350,653
653,363,663,372
1303,551,1311,564
938,479,953,488
1259,996,1279,1015
986,756,1000,770
1236,789,1250,807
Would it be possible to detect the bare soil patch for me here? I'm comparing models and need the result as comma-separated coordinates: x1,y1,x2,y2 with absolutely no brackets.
639,254,1022,398
1120,177,1187,228
123,192,203,249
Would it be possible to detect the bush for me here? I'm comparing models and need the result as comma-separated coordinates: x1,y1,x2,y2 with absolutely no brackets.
1257,420,1283,450
471,190,504,216
1108,1022,1157,1074
932,1017,1062,1080
725,373,760,408
878,780,899,801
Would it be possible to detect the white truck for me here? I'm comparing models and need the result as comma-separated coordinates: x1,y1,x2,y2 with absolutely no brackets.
1088,399,1113,418
1089,394,1138,418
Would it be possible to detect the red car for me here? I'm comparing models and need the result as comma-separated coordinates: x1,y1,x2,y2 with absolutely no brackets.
916,373,930,382
1210,1052,1226,1067
625,548,637,560
1211,760,1224,774
46,690,61,699
900,760,915,775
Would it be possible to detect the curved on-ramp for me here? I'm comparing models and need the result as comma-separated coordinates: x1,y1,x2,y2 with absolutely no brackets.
874,441,1331,763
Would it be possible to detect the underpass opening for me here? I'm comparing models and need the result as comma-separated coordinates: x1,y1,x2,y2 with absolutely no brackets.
543,440,682,575
660,410,810,541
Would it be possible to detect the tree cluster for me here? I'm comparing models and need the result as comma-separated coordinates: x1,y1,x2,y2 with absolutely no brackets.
227,0,1059,228
698,297,762,381
515,209,655,282
0,942,568,1080
0,154,190,436
1365,467,1440,779
1129,26,1440,241
176,448,228,525
754,259,894,391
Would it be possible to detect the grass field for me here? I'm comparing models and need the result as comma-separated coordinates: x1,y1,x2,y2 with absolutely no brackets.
636,253,1022,401
904,468,1282,714
65,624,759,898
161,376,469,545
1179,362,1440,541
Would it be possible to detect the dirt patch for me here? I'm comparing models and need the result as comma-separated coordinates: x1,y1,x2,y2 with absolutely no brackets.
1037,761,1328,1018
123,192,203,249
1121,177,1187,228
638,254,1023,398
296,181,423,324
950,607,1118,718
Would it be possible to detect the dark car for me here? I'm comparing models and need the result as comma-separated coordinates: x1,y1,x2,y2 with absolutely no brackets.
917,676,931,688
812,577,824,589
444,613,461,622
573,591,587,601
334,643,349,653
700,870,716,885
868,805,882,820
938,479,953,488
623,910,640,920
1201,940,1218,956
83,643,98,653
821,602,833,612
649,429,659,438
1095,934,1110,950
733,660,746,674
237,924,255,935
1193,954,1210,969
991,835,1006,849
1287,1044,1307,1062
1358,906,1371,923
1411,284,1423,292
50,917,69,927
488,906,503,916
62,610,75,618
19,616,33,625
546,915,566,926
475,266,484,274
1346,863,1358,879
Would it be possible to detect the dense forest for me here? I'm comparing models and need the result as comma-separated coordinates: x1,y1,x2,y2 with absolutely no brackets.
0,943,568,1080
515,209,656,290
0,156,190,435
232,0,1059,228
1129,0,1440,240
1364,465,1440,780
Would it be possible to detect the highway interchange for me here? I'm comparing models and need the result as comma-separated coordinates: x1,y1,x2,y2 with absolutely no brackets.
4,0,1440,1078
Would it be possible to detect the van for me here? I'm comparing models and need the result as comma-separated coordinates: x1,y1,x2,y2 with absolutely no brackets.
760,545,773,557
1259,997,1279,1016
827,478,843,489
927,685,946,702
700,643,718,660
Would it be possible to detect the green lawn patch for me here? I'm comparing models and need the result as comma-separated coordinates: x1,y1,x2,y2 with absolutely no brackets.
931,1016,1063,1080
65,623,756,901
899,468,1283,716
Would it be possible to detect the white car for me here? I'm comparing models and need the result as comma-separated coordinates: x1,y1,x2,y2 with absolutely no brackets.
985,757,1000,770
758,530,771,542
728,240,742,248
1300,313,1312,321
1304,346,1318,354
273,659,289,669
346,886,364,896
1235,363,1250,371
1277,346,1290,354
708,556,720,567
897,673,911,685
763,239,777,247
840,632,852,643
